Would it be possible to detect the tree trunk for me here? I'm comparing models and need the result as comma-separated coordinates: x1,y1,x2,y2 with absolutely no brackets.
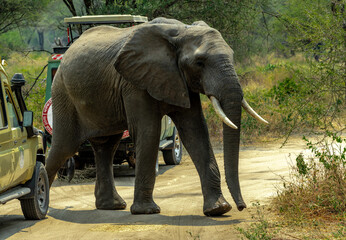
37,29,44,50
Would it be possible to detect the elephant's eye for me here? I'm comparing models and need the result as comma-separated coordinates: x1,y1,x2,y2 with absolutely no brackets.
196,60,204,68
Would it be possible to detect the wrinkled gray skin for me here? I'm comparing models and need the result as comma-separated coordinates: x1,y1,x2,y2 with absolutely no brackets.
46,17,247,216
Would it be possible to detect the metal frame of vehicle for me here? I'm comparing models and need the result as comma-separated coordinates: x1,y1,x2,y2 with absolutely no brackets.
0,58,49,220
43,15,182,180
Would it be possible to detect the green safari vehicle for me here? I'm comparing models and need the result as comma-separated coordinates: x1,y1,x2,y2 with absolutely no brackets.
43,15,182,179
0,58,48,220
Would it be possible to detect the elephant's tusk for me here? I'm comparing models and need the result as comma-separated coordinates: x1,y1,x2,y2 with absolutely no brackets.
241,99,269,124
209,96,238,130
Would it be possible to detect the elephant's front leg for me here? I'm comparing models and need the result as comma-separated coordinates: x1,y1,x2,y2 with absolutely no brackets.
90,134,126,210
124,92,161,214
170,92,231,216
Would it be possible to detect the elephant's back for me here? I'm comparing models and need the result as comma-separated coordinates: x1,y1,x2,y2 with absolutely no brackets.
56,25,130,89
61,25,129,65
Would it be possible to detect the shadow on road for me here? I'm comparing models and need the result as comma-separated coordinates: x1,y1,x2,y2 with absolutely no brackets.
0,215,39,239
114,164,175,177
54,164,176,187
47,206,244,226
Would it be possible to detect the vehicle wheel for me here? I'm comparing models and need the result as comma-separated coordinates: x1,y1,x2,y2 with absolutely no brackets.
57,157,75,182
163,129,182,165
20,162,49,220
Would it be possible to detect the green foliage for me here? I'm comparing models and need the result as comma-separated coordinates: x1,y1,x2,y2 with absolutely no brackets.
80,0,274,61
0,0,70,55
302,132,346,184
267,77,300,105
0,0,50,34
0,30,26,58
295,153,309,175
262,63,278,72
1,0,344,142
270,0,345,132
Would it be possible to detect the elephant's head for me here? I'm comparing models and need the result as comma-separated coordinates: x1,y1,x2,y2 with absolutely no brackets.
114,18,267,211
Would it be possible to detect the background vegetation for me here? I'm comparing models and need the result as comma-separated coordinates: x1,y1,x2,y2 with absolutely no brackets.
2,0,344,140
0,1,345,238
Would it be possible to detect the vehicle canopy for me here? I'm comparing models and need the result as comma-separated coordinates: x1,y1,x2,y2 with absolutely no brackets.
64,14,148,24
64,14,148,44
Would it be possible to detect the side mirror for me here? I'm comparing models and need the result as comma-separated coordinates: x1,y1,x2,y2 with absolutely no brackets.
23,111,33,127
11,73,26,88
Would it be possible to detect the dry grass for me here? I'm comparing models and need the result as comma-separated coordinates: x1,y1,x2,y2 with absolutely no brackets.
238,134,346,240
269,134,346,239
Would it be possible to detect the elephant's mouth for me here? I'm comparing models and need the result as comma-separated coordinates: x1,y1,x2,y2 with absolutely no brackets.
208,96,268,128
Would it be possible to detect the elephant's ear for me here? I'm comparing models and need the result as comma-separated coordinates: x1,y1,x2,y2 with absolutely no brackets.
114,24,190,108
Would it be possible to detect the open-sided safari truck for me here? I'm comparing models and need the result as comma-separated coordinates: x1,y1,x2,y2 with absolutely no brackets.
43,15,183,180
0,58,48,220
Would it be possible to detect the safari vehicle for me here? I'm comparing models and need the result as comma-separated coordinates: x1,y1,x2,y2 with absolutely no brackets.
43,15,182,179
0,58,48,220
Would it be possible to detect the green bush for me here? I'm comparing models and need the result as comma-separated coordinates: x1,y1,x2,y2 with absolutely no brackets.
267,77,300,105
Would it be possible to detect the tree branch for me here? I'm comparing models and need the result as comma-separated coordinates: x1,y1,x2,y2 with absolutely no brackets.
63,0,77,16
153,0,181,18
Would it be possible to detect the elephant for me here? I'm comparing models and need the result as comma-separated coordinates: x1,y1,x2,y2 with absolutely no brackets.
45,17,268,216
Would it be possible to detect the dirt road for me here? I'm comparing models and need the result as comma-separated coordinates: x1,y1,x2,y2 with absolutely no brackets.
0,139,306,240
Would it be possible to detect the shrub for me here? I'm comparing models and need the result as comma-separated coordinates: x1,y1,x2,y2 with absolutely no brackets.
273,132,346,222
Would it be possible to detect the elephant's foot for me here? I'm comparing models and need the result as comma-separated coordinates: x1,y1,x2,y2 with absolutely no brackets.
203,195,232,216
130,201,161,214
96,196,127,210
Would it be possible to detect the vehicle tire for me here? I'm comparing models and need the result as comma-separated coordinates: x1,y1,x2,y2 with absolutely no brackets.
20,162,49,220
162,129,182,165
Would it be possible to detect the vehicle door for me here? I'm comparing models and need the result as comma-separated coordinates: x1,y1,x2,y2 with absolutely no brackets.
4,87,32,187
0,76,13,192
160,116,167,140
160,115,174,140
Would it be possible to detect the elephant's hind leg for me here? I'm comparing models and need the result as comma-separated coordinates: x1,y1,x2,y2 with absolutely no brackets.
46,141,80,187
90,134,126,210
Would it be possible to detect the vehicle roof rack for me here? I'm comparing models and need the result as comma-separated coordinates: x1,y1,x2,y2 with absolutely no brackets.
64,15,148,24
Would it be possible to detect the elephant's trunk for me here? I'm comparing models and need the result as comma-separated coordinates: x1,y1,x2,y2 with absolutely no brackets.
221,97,247,211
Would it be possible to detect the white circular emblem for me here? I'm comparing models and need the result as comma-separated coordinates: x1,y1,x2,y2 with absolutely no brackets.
42,98,53,135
